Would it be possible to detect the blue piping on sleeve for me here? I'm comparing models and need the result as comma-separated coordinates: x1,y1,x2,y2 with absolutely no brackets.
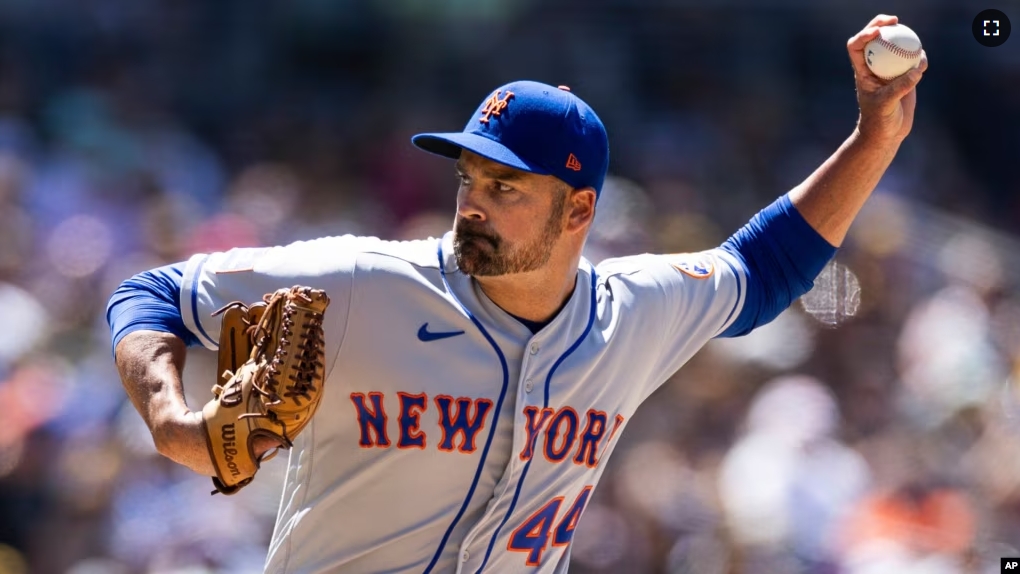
106,262,200,354
715,255,743,332
717,194,837,338
188,255,216,348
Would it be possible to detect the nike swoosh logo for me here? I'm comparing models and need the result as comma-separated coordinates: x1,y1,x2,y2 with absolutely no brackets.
417,323,466,342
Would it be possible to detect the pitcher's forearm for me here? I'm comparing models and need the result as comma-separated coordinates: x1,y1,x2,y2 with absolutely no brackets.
115,330,189,427
790,15,927,247
788,129,900,247
115,330,214,475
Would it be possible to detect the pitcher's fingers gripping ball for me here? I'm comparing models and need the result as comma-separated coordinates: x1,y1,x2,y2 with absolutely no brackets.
864,22,923,80
203,286,330,495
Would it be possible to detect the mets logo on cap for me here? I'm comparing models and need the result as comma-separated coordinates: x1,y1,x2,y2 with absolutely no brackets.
668,252,715,279
479,90,514,124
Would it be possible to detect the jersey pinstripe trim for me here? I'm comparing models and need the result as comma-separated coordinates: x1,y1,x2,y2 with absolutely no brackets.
474,263,598,573
423,241,512,574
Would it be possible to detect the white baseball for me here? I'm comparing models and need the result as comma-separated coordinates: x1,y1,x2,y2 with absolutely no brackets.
864,23,923,80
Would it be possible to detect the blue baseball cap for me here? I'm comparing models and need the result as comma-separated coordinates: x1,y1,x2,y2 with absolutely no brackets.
412,80,610,199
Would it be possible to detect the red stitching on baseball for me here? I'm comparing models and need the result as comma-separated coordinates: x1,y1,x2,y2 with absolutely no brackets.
877,37,922,59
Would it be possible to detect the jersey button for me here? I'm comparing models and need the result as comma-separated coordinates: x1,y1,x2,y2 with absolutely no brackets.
530,343,540,355
461,550,470,562
525,379,534,393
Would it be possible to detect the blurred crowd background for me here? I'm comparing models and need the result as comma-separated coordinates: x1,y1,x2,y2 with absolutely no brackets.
0,0,1018,573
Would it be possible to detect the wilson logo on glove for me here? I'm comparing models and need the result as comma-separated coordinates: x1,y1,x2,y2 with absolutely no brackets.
202,286,330,495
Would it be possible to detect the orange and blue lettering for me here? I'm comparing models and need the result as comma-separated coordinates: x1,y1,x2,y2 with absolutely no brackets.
597,414,626,460
544,407,579,463
552,486,592,547
507,496,564,566
519,406,554,461
350,392,390,448
573,410,607,467
508,484,595,566
435,395,493,453
397,392,428,449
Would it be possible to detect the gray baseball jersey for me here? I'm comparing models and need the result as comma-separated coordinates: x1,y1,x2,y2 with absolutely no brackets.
180,231,746,573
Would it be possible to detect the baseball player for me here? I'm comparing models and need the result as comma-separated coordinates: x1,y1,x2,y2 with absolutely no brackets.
108,15,927,573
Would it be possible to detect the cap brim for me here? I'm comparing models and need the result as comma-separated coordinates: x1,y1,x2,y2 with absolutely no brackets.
411,132,551,175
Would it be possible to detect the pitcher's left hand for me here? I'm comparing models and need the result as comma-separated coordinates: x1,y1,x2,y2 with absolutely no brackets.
848,14,929,144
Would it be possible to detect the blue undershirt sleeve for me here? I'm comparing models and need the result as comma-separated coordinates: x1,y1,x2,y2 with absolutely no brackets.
106,262,200,354
717,194,837,338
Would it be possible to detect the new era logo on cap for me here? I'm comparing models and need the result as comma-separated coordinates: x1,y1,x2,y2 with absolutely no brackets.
410,80,610,200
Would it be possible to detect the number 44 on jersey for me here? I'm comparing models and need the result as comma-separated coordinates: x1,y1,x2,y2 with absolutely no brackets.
508,485,593,565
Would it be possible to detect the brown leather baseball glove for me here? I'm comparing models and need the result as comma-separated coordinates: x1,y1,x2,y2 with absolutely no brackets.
202,286,330,495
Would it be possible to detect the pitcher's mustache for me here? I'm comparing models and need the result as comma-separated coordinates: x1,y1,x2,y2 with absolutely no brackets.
455,221,500,247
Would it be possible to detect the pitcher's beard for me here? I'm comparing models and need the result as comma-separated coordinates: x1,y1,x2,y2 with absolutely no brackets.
454,203,565,277
454,232,544,276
